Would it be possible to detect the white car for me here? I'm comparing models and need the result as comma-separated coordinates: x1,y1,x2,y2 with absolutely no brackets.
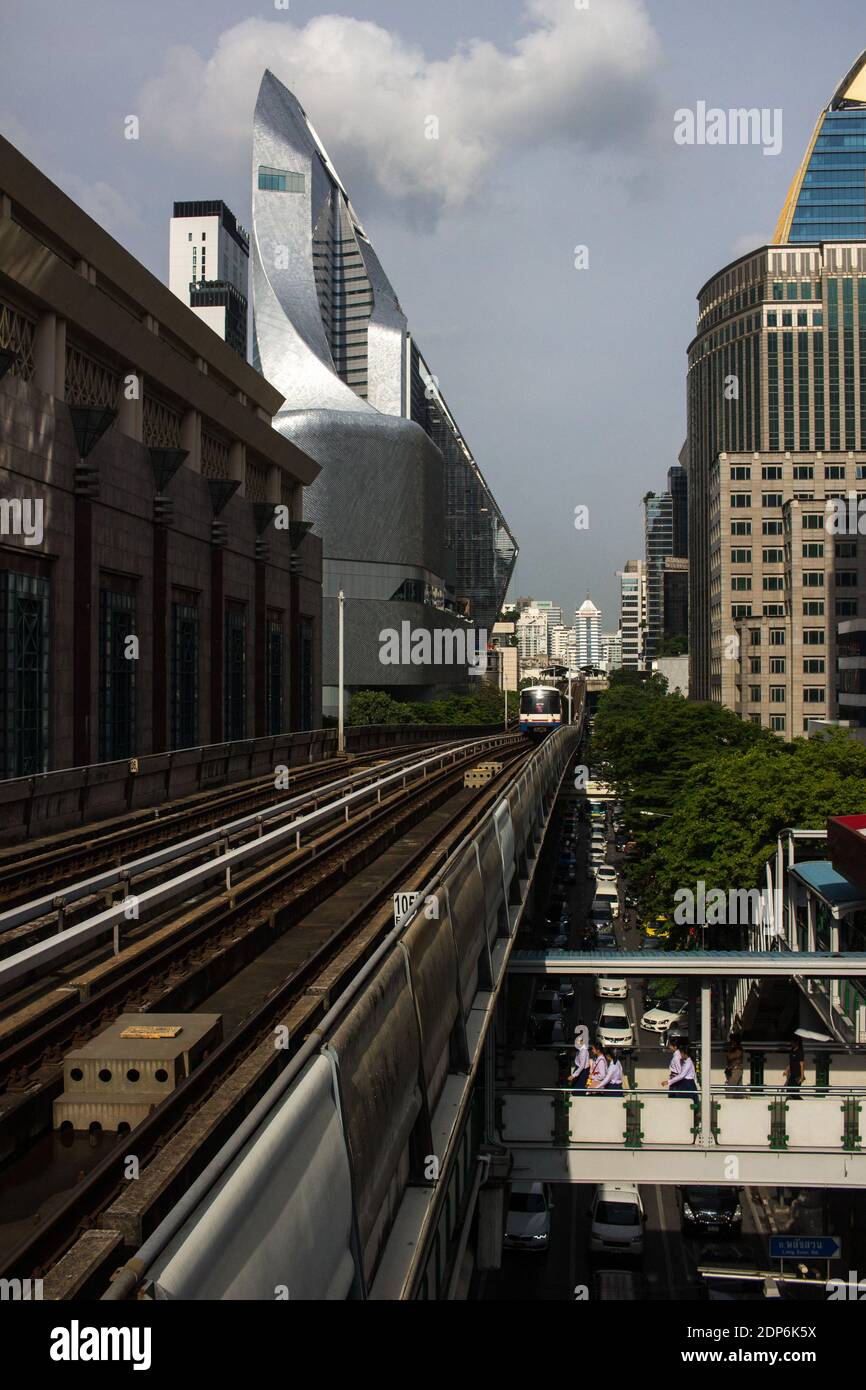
640,1000,687,1034
504,1181,553,1252
595,865,617,884
595,1002,634,1049
595,977,628,999
588,1184,646,1256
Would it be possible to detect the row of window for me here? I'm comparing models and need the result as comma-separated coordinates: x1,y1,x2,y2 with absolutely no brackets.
732,600,859,619
730,464,849,480
747,685,826,703
0,573,316,777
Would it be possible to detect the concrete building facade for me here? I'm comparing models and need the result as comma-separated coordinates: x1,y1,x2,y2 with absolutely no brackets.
0,136,322,776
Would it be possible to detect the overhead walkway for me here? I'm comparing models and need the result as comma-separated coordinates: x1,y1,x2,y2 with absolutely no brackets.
504,949,866,1187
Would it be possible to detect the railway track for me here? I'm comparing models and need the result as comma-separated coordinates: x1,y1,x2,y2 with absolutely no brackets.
0,734,527,1284
0,737,483,908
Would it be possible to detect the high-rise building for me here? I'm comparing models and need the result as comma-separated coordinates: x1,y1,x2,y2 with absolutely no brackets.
251,70,517,715
618,561,646,669
662,556,689,647
600,631,623,673
574,597,602,668
687,51,866,736
549,623,574,664
644,491,673,662
169,201,250,359
516,606,549,662
669,456,689,559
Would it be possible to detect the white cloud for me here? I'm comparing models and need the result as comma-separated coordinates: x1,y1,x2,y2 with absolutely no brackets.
137,0,662,216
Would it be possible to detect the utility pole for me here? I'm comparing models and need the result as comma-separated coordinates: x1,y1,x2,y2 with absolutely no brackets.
337,588,345,754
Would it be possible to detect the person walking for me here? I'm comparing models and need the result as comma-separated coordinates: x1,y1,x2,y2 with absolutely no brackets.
725,1031,744,1092
568,1037,590,1092
587,1043,608,1091
662,1039,698,1095
596,1048,623,1094
783,1035,805,1098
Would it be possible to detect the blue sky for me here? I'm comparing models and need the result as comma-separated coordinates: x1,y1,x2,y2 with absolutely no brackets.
3,0,865,623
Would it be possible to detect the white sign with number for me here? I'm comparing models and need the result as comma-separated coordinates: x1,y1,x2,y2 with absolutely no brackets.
393,891,421,926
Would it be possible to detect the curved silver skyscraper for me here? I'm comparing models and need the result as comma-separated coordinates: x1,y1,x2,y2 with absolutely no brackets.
252,70,517,715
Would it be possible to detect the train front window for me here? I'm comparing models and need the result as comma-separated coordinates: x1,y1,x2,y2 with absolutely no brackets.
519,687,561,716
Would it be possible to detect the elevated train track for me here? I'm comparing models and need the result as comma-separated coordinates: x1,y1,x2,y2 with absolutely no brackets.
0,731,530,1288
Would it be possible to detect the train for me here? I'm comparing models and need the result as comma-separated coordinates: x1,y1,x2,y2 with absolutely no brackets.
519,667,584,738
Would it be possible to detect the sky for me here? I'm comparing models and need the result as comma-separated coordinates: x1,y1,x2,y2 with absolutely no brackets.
2,0,866,623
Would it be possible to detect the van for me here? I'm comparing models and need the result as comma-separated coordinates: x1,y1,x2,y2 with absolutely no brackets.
594,884,619,919
588,1184,646,1256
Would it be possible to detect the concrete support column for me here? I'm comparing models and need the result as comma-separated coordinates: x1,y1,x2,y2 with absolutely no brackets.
33,311,58,396
117,370,144,441
700,980,712,1149
229,439,245,488
181,408,201,473
72,494,93,766
152,523,168,751
210,545,224,744
255,558,267,737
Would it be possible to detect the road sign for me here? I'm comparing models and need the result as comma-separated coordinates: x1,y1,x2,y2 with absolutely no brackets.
393,891,420,926
769,1236,840,1260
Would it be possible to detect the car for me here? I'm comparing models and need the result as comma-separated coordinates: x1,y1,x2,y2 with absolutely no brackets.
643,916,670,939
595,1002,633,1048
678,1186,743,1237
595,864,617,884
543,931,569,950
557,977,575,1004
640,998,687,1033
594,929,617,951
595,976,628,999
588,1184,646,1256
531,989,562,1022
504,1182,553,1252
590,847,606,864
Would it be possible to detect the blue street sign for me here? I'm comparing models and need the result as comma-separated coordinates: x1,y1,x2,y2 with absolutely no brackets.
769,1236,840,1260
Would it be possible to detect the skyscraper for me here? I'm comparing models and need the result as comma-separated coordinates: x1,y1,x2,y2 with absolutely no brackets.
169,201,249,359
688,51,866,736
575,597,602,668
250,71,516,714
644,490,673,662
618,560,646,670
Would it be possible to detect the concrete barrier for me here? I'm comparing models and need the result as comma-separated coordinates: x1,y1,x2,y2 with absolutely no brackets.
0,724,502,844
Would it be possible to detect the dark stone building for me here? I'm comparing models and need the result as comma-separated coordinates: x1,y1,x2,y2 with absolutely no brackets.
0,136,322,777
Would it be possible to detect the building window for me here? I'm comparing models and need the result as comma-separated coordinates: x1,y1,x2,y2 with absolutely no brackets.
171,600,199,749
835,570,858,587
731,493,752,508
763,547,784,562
803,629,825,645
762,493,783,508
762,520,784,535
803,688,826,704
770,629,786,646
802,542,824,558
749,657,762,674
731,548,752,563
803,658,825,673
749,685,761,703
99,588,136,761
770,686,786,703
731,466,751,480
824,464,846,480
801,513,824,530
836,599,859,616
224,603,247,741
0,571,49,777
770,714,786,732
750,629,761,646
803,600,825,615
266,610,284,736
763,575,785,591
802,571,824,587
732,576,752,590
763,603,785,617
258,166,305,193
770,657,786,674
731,520,752,535
836,541,858,558
793,465,814,480
762,465,783,480
732,604,752,619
